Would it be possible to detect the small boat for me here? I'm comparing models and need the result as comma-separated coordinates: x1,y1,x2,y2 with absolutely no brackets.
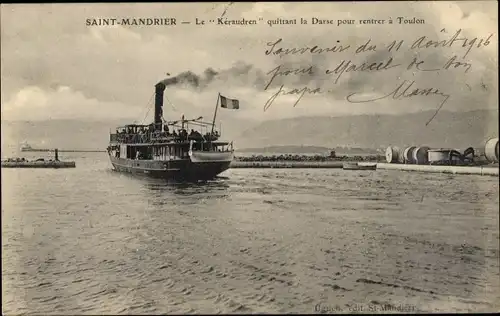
342,162,377,171
20,141,33,152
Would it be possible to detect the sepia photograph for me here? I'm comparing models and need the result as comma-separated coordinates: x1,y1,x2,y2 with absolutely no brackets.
1,1,499,314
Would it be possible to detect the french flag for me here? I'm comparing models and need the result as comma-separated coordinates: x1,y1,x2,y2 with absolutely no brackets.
219,95,240,109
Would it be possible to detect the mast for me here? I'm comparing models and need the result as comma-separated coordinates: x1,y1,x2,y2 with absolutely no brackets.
154,82,166,131
211,93,220,135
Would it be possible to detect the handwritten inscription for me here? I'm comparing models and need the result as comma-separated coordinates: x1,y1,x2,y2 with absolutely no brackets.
264,65,314,90
346,80,450,126
410,29,492,59
261,29,494,124
263,65,320,111
263,54,471,112
345,80,450,104
264,85,322,112
265,38,350,58
326,57,400,84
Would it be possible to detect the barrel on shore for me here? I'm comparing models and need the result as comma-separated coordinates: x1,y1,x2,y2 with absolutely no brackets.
403,146,417,164
412,146,430,165
385,146,400,163
484,137,499,163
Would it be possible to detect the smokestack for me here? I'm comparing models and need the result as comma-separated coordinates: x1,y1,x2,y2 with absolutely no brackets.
154,82,165,130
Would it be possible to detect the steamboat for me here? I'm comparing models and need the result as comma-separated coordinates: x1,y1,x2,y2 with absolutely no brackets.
107,81,237,180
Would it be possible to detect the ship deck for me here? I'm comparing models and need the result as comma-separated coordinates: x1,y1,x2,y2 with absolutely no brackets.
109,140,231,146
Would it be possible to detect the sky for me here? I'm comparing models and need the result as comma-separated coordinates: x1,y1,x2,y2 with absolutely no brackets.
1,1,498,124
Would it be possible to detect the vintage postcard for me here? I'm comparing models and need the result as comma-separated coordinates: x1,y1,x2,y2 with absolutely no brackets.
1,1,498,314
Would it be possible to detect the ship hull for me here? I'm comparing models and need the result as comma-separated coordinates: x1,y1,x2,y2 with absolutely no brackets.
109,155,231,180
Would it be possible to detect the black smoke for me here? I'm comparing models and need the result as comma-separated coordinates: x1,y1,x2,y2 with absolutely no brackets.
158,62,268,90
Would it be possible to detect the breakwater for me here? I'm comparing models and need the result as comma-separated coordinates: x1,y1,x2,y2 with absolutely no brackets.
363,162,499,176
3,149,76,168
235,154,383,162
231,154,382,169
230,154,498,176
2,160,76,168
231,161,344,168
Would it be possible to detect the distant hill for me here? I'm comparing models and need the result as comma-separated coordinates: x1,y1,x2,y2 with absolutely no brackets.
2,109,497,157
236,109,499,150
236,145,331,153
0,117,255,156
1,119,126,155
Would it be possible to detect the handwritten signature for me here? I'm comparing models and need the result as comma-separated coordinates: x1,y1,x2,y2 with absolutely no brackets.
346,80,450,125
262,79,451,126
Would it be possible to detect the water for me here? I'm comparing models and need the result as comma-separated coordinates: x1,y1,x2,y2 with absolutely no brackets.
2,153,499,314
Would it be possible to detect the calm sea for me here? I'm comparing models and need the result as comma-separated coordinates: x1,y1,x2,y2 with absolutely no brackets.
2,153,499,314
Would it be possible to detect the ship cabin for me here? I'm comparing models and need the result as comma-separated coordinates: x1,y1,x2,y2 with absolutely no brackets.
108,119,233,161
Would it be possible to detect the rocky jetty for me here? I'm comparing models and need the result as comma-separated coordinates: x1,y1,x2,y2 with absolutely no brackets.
234,154,384,162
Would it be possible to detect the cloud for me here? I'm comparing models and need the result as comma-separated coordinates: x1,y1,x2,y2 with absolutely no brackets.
1,85,139,121
1,2,497,123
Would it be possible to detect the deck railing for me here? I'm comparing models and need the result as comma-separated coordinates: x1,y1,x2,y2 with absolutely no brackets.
111,131,221,144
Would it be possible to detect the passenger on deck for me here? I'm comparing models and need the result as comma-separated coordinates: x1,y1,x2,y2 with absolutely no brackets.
180,129,188,141
193,130,203,141
189,129,196,140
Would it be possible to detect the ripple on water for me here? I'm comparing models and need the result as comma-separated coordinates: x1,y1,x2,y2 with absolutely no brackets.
2,164,499,313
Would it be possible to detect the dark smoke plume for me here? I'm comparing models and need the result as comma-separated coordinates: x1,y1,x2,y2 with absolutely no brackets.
157,61,268,90
156,51,458,101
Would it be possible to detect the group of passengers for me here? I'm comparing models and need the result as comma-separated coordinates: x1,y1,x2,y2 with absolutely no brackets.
115,124,220,144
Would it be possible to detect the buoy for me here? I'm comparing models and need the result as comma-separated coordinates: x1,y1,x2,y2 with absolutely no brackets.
385,146,400,163
484,138,499,163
